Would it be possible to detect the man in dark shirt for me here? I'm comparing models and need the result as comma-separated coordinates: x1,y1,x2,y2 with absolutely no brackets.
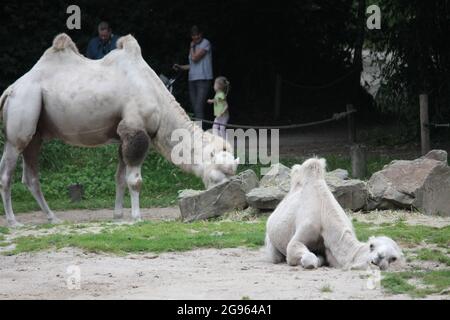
86,21,119,60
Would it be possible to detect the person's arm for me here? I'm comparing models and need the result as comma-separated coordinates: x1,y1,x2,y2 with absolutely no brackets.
190,46,207,62
190,39,210,62
218,101,229,116
173,64,190,71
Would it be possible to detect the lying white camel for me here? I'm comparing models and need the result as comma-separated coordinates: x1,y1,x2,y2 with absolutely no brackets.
265,158,403,270
0,33,238,227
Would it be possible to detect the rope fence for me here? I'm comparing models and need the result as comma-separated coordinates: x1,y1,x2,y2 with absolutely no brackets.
191,109,356,130
425,122,450,128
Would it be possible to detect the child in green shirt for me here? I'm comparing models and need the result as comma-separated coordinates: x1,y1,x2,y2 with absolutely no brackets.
207,76,230,139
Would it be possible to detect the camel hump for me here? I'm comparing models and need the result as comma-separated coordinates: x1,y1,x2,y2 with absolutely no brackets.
52,33,79,53
116,34,141,56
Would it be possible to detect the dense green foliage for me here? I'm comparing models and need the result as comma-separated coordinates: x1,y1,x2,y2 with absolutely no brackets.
368,0,450,137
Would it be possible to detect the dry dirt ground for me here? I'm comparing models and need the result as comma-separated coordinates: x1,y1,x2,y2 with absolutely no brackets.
0,208,449,300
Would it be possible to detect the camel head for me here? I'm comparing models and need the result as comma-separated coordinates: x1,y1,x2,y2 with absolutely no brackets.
202,150,239,189
367,236,403,270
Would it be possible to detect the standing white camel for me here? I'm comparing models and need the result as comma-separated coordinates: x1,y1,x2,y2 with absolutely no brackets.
265,158,403,270
0,33,238,227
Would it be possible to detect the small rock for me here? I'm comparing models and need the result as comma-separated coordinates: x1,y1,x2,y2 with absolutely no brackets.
178,169,259,221
325,175,368,211
327,168,349,180
421,149,447,163
246,186,287,210
260,163,291,191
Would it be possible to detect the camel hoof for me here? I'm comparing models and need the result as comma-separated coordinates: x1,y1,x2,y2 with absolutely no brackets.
8,220,24,228
49,217,63,224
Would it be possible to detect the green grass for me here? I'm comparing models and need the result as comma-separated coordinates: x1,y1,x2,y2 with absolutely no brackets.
320,285,333,293
382,270,450,298
0,226,9,234
353,221,450,247
5,219,267,255
1,141,205,214
415,248,450,266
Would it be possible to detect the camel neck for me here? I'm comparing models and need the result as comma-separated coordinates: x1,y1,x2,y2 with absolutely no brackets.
150,92,212,178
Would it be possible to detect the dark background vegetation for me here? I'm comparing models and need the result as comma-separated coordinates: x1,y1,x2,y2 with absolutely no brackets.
1,0,449,134
1,1,450,211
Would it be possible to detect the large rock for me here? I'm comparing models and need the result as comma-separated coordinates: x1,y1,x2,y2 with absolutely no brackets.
325,174,368,211
246,164,367,211
178,169,259,221
367,150,450,216
246,163,290,210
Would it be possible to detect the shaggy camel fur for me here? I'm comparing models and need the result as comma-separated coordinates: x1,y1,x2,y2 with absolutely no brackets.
0,33,238,227
265,158,403,270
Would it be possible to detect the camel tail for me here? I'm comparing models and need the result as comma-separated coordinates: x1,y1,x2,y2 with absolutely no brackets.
0,86,12,122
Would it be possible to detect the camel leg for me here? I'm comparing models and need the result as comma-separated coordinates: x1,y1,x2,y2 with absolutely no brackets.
1,82,42,227
126,165,142,221
316,255,326,267
114,147,126,219
21,135,60,224
117,123,150,222
265,234,285,263
287,237,319,269
0,143,21,227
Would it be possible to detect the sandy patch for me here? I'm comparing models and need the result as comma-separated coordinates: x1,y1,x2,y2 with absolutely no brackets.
0,247,415,300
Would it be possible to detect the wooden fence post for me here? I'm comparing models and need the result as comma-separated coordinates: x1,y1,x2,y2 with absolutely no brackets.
274,74,282,120
351,144,367,179
347,104,356,143
420,94,430,155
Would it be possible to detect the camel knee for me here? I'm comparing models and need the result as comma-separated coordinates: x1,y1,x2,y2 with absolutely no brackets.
118,124,150,167
286,239,317,268
22,174,37,189
0,172,12,190
126,166,143,192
